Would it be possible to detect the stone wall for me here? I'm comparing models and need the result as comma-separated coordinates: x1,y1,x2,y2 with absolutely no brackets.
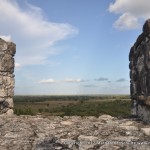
0,115,150,150
129,19,150,122
0,38,16,115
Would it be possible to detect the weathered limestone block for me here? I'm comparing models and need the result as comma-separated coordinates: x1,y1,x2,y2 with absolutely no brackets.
0,86,7,97
0,38,16,115
129,19,150,123
0,53,15,73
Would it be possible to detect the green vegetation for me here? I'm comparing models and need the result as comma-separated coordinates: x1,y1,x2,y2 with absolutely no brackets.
14,95,131,118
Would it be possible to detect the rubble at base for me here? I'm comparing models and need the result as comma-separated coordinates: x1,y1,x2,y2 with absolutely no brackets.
0,115,150,150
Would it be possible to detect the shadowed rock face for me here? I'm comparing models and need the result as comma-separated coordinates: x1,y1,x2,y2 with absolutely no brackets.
0,38,16,115
129,19,150,122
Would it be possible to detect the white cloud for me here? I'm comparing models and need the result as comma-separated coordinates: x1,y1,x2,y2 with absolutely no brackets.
15,63,21,68
113,13,140,30
64,78,86,83
0,35,11,42
0,0,78,66
108,0,150,30
39,78,88,84
39,79,58,84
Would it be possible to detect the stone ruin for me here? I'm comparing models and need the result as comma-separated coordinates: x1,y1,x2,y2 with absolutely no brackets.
0,38,15,115
129,19,150,122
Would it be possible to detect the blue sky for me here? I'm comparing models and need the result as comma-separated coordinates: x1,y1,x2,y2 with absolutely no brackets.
0,0,149,95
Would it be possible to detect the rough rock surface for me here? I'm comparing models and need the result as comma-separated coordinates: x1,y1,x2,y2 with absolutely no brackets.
0,114,150,150
0,38,15,115
129,19,150,122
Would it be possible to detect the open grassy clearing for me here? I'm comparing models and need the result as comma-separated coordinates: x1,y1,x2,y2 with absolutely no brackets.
14,95,131,118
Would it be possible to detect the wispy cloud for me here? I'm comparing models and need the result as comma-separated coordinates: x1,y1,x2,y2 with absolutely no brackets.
0,0,78,66
39,78,88,84
15,63,21,69
39,79,58,84
0,35,11,42
95,77,108,81
64,78,89,83
108,0,150,30
113,13,140,30
116,78,126,82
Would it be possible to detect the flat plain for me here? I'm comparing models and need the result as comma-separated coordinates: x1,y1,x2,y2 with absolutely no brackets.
14,95,131,118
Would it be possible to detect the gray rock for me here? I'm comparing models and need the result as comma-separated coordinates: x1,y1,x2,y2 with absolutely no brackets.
35,137,70,150
129,19,150,123
141,128,150,136
0,38,15,115
0,115,150,150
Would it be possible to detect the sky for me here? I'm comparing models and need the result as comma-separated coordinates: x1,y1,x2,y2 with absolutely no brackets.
0,0,149,95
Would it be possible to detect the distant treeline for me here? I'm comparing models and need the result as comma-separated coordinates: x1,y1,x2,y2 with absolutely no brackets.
13,95,130,102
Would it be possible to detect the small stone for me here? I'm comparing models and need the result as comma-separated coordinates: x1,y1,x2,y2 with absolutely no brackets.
5,109,14,115
5,98,13,108
141,128,150,136
55,146,62,150
98,115,115,121
100,145,121,150
60,121,74,126
0,97,4,102
120,125,138,131
126,131,131,136
78,135,98,142
120,121,135,126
